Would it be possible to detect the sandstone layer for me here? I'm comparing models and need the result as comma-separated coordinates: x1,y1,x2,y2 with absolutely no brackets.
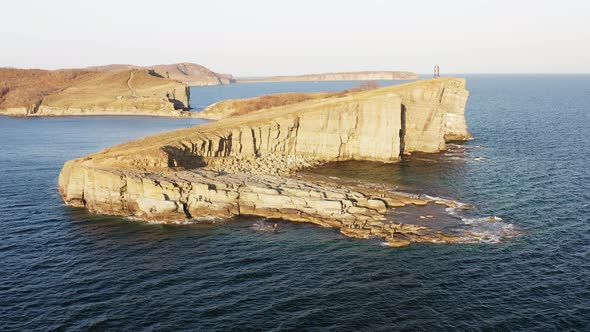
0,69,191,117
197,78,471,147
237,71,418,83
59,78,471,247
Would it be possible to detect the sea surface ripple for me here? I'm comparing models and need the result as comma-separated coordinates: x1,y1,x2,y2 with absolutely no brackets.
1,77,589,331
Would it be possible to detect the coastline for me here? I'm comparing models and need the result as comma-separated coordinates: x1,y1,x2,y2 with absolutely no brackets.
235,71,419,83
0,108,201,118
234,78,417,84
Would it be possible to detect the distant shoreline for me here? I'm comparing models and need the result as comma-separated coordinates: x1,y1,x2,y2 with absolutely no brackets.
235,71,418,83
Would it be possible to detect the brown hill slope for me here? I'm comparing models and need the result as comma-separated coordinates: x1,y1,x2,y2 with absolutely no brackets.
197,82,381,120
197,92,338,120
87,62,233,86
0,68,190,117
0,68,94,110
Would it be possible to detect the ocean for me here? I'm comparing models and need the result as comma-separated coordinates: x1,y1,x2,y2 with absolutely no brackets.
1,76,589,331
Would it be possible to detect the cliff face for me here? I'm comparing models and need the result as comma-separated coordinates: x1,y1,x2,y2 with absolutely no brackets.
197,78,471,148
0,69,191,117
58,78,471,247
238,71,418,83
87,63,233,86
368,78,471,152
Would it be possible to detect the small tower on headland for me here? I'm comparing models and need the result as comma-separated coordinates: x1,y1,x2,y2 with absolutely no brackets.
434,65,440,79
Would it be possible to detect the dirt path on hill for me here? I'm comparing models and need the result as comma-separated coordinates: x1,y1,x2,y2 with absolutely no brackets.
127,72,138,98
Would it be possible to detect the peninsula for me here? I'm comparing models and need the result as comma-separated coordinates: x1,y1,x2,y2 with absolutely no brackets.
0,68,190,117
59,78,473,247
237,71,418,83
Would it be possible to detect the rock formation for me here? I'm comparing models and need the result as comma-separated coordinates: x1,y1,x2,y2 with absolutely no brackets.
198,79,471,148
0,68,191,117
58,78,471,246
237,71,418,83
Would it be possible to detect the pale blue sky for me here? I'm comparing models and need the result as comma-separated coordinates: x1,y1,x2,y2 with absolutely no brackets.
1,0,589,75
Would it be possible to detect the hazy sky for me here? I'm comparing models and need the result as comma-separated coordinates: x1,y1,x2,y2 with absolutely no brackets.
1,0,589,75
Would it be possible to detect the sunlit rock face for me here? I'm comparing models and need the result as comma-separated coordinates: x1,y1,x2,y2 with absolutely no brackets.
58,78,471,246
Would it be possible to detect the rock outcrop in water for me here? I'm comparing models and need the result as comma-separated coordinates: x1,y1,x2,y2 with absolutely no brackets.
237,71,418,83
59,78,471,246
0,68,191,117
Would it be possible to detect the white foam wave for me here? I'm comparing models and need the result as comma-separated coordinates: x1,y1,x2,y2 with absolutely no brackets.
458,216,515,243
445,207,459,217
462,216,503,224
250,219,278,232
128,216,221,225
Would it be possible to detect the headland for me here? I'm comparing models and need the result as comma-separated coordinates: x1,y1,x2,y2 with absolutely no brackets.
56,78,490,247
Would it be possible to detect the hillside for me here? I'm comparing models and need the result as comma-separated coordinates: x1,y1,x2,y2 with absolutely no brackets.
197,82,386,120
0,68,190,117
87,62,233,86
0,68,94,110
197,92,338,120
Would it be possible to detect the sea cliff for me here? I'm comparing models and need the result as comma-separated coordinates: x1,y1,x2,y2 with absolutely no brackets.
198,79,470,148
59,78,471,247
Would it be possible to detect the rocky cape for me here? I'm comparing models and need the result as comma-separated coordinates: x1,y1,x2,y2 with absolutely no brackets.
0,68,191,117
59,78,479,247
237,71,418,83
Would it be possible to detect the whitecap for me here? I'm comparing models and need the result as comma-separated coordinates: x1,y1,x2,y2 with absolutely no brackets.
445,207,459,217
250,219,277,232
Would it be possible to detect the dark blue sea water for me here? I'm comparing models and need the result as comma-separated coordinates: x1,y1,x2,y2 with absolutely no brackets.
1,77,589,331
